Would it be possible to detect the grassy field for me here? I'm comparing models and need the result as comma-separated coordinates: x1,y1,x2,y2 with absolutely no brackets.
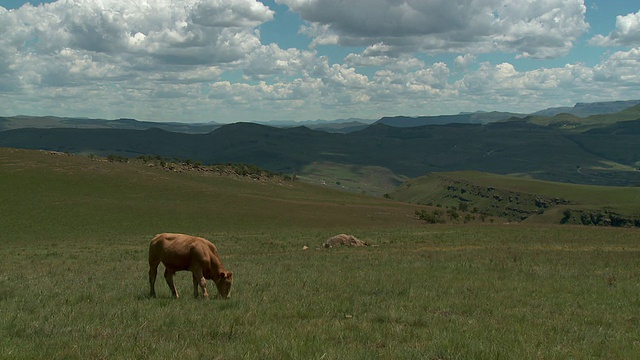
2,148,640,359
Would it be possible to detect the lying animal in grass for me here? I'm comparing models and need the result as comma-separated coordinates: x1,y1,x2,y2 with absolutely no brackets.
148,233,233,299
323,234,368,248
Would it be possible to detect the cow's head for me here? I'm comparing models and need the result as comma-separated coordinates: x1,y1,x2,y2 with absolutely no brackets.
215,271,233,299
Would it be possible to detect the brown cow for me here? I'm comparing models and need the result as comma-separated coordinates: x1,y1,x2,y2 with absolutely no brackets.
148,233,233,299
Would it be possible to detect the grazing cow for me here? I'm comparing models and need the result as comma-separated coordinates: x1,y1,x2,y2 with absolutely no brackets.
148,233,233,299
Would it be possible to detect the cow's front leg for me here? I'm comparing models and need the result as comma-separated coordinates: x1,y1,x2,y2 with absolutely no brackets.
191,268,209,299
164,268,179,298
200,277,209,298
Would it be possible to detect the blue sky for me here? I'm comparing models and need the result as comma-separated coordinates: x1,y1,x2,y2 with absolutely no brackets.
1,0,640,123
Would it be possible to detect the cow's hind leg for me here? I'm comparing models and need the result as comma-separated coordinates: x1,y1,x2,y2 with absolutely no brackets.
164,268,179,298
148,260,160,298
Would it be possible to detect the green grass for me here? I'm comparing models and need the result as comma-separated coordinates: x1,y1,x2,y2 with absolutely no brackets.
3,227,640,359
2,148,640,358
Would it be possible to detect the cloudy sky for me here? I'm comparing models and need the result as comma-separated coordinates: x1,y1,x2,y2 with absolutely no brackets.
1,0,639,123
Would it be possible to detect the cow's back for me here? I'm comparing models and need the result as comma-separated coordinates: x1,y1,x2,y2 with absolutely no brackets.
149,233,217,271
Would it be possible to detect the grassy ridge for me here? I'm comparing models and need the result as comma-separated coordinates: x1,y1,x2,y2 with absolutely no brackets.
439,171,640,213
390,171,640,223
2,148,640,358
0,148,420,244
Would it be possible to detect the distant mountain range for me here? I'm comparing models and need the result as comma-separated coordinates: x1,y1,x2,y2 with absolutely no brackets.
0,115,222,134
3,100,638,134
531,100,640,117
256,118,377,133
1,100,640,193
375,100,640,127
374,111,527,127
0,115,378,134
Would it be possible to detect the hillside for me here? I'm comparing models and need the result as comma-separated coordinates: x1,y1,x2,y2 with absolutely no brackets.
389,171,640,226
8,147,635,233
0,148,435,240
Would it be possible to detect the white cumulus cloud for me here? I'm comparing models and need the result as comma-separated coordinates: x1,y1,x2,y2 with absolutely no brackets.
0,0,283,119
590,10,640,47
0,0,274,73
241,43,318,80
277,0,589,59
1,0,640,123
454,54,476,72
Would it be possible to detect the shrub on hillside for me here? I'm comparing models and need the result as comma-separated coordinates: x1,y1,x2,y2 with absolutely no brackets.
415,209,445,224
107,154,129,163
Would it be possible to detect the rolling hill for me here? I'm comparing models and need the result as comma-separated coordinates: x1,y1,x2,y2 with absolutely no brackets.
0,147,431,240
1,100,640,195
388,171,640,226
2,117,639,192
